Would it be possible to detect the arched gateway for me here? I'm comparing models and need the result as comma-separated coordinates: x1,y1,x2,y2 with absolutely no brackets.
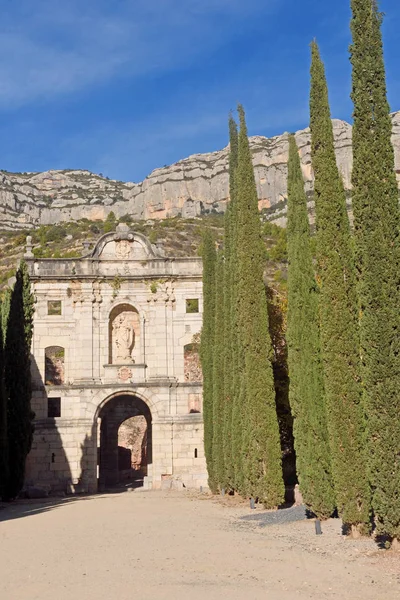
24,225,207,494
97,393,152,489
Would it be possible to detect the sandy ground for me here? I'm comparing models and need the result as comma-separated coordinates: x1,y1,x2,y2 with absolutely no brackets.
0,490,399,600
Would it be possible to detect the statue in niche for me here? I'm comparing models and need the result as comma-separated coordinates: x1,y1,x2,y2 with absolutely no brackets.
113,313,135,363
115,240,132,260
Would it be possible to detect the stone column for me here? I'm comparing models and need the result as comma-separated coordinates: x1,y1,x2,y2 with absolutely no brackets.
74,282,95,383
91,280,103,383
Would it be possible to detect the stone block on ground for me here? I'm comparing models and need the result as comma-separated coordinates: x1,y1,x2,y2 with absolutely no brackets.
25,486,49,499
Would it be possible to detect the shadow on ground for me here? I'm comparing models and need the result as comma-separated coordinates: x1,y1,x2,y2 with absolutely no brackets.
240,504,308,526
0,479,145,523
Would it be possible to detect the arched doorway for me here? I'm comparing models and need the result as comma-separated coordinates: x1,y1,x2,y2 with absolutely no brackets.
98,394,152,489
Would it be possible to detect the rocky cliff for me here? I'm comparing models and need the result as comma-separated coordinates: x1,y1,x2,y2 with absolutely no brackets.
1,112,400,230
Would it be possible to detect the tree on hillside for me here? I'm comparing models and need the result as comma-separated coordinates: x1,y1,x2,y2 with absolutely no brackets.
4,261,35,500
235,105,284,507
286,134,335,519
310,41,370,529
350,0,400,540
200,231,218,492
222,114,239,491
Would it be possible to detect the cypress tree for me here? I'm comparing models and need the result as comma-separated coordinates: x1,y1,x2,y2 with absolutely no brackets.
1,288,11,336
222,114,239,491
286,134,335,519
310,41,370,529
350,0,400,540
4,261,35,499
0,300,8,500
22,261,34,350
200,231,218,492
235,105,284,506
229,121,246,495
211,253,226,489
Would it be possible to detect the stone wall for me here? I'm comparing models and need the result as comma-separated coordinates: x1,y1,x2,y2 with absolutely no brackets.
25,225,207,493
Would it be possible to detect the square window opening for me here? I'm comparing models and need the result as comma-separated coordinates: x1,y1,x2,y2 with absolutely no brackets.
48,397,61,418
186,298,199,314
48,300,62,316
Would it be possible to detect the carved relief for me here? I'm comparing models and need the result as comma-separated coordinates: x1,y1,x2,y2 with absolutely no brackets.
118,366,133,381
146,279,176,304
109,304,140,365
69,280,84,305
113,313,135,363
115,240,132,260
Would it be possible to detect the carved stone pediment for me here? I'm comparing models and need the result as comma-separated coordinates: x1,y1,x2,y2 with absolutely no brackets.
114,224,134,243
92,224,159,261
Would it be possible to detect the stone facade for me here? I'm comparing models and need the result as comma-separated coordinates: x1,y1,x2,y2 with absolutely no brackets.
24,224,207,493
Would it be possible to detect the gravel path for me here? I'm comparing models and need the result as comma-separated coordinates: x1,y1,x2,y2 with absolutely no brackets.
0,490,399,600
241,504,308,526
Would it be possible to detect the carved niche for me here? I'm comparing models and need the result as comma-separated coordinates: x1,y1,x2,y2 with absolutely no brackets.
184,334,202,383
109,304,140,365
45,346,65,385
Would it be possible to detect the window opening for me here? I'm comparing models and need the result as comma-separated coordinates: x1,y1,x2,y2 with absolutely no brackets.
48,300,62,316
185,298,199,313
48,397,61,418
45,346,65,386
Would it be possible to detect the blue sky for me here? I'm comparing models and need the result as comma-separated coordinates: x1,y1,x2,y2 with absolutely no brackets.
0,0,399,182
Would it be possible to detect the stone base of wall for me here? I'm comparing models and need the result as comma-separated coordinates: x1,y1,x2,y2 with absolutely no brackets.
25,387,207,495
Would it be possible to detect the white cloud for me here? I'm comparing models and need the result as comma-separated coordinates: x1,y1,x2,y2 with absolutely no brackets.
0,0,277,107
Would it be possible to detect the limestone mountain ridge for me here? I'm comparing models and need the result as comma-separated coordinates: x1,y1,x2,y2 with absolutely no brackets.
1,112,400,231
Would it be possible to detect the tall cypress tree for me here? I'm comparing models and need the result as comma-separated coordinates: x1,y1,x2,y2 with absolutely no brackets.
310,42,370,529
200,231,218,492
350,0,400,540
4,261,35,500
286,134,335,519
229,119,246,495
235,105,284,507
1,288,11,338
212,253,225,489
212,250,225,488
0,300,8,500
222,114,239,491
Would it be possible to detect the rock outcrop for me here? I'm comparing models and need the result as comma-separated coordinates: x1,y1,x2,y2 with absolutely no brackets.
1,112,400,230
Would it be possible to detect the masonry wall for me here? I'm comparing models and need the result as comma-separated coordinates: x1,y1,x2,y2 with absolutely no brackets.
25,229,207,493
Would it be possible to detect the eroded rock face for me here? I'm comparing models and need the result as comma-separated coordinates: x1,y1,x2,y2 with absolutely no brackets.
1,112,399,230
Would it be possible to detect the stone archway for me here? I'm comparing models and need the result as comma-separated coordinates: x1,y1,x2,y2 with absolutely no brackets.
98,394,152,489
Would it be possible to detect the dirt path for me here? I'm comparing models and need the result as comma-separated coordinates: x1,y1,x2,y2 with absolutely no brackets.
0,490,399,600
